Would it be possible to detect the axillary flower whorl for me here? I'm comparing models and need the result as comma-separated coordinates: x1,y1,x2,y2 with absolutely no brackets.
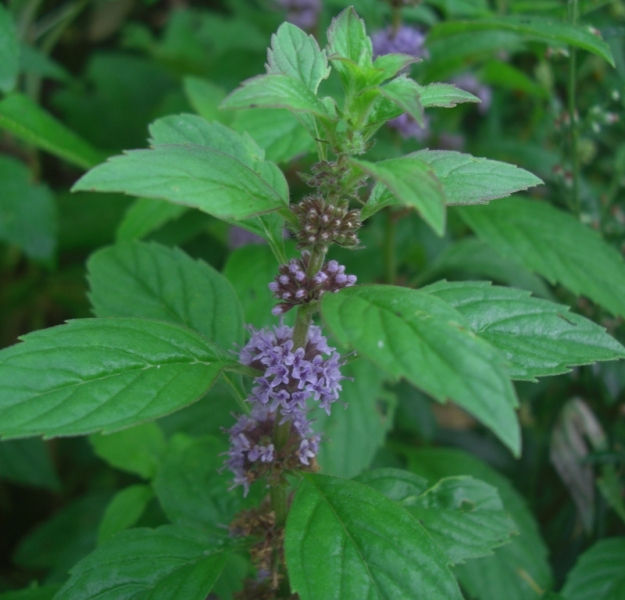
269,252,357,315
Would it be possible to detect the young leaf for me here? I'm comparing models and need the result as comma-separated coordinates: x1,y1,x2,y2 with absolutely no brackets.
379,76,424,125
352,157,446,236
458,198,625,318
116,198,187,241
90,422,166,479
419,82,480,108
72,144,288,221
359,469,517,565
0,156,57,261
561,538,625,600
415,150,543,205
285,474,463,600
0,318,226,439
321,285,520,455
220,74,332,117
326,7,373,76
0,93,104,169
424,281,625,380
430,16,615,66
154,434,252,530
400,447,553,600
55,525,231,600
0,6,19,93
88,241,244,348
266,22,330,93
97,484,154,543
314,360,395,478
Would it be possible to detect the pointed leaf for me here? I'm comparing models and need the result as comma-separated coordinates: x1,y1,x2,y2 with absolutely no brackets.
321,285,520,455
419,82,480,108
285,474,463,600
326,7,373,76
0,318,226,439
424,281,625,379
88,241,244,348
459,198,625,318
561,538,625,600
415,150,543,205
98,485,154,543
351,157,446,236
267,22,330,93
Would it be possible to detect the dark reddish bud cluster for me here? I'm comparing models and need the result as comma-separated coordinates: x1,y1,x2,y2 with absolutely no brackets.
269,252,357,315
292,195,361,249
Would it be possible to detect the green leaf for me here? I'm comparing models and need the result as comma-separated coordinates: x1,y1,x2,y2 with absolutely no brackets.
153,434,251,529
359,469,517,565
88,241,244,348
0,439,60,490
90,422,166,479
267,22,330,93
314,360,395,478
561,538,625,600
285,474,463,600
430,16,614,66
419,82,481,108
379,76,424,125
400,447,553,600
116,198,187,241
98,485,154,543
424,280,625,380
0,318,226,439
0,6,19,93
458,198,625,318
54,525,230,600
72,144,288,221
352,157,446,236
0,155,57,261
326,7,373,77
415,150,543,205
0,93,104,169
221,74,331,117
321,285,520,454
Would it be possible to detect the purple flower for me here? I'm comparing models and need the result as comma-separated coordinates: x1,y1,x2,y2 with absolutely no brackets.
371,25,428,60
275,0,320,30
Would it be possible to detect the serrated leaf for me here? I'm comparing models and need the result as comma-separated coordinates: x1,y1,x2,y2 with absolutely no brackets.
0,318,226,439
0,6,19,93
424,281,625,380
561,538,625,600
314,360,395,478
0,155,57,261
221,74,331,118
326,7,373,77
415,150,543,205
98,485,154,543
285,474,463,600
116,198,187,241
88,241,244,349
321,285,520,455
359,469,517,565
54,525,230,600
351,157,446,236
154,434,253,529
400,447,553,600
0,93,104,169
90,422,166,479
430,16,614,65
458,198,625,318
267,22,330,93
72,144,288,221
379,76,424,125
419,82,480,107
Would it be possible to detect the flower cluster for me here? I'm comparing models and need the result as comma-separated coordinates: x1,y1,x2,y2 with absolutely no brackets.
225,325,344,494
292,195,361,249
269,253,357,315
371,24,428,60
275,0,320,30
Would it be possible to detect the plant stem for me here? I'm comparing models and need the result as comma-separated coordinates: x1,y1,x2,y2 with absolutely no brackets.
567,0,580,215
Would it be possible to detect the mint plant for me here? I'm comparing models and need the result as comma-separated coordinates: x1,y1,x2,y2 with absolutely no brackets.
1,4,625,599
